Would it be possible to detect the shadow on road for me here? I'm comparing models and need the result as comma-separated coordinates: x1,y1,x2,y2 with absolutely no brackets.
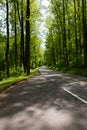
0,72,87,130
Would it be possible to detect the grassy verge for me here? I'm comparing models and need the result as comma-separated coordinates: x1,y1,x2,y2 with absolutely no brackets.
0,68,39,92
49,66,87,77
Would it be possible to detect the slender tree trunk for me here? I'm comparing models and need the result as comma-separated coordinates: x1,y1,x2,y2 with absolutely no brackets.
74,0,78,63
20,0,25,70
77,0,82,55
68,19,71,63
66,1,70,66
17,0,21,25
34,46,36,68
25,0,30,75
6,0,9,77
58,32,62,60
82,0,87,66
14,2,18,70
50,31,56,66
62,0,68,66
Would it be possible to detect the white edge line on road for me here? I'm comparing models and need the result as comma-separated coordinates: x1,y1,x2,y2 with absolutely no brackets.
63,87,87,105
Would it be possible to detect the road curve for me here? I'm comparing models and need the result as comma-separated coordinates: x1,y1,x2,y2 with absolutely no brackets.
0,66,87,130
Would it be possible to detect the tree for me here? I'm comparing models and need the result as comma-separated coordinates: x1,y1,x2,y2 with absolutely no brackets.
5,0,9,77
45,0,85,68
74,0,78,62
62,0,68,66
14,1,18,70
25,0,30,75
82,0,87,66
0,0,43,80
19,0,25,70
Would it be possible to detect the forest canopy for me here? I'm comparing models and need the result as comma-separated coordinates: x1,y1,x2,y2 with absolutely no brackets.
45,0,87,69
0,0,44,80
0,0,87,81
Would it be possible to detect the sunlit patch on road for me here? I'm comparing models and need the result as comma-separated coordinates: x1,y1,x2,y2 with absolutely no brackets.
0,106,73,130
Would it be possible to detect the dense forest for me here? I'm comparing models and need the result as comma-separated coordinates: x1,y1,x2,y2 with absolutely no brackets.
45,0,87,70
0,0,87,81
0,0,44,80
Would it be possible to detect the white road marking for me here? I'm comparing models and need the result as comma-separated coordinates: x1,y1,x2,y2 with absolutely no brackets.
63,87,87,105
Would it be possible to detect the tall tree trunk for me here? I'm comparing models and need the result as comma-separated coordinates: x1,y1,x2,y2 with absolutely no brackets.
62,0,68,66
34,46,36,68
50,30,56,66
77,0,82,55
14,2,18,70
68,19,71,63
74,0,78,63
20,0,25,70
82,0,87,66
5,0,9,77
17,0,21,25
25,0,30,75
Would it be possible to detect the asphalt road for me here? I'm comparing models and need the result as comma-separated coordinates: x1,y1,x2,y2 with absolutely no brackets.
0,66,87,130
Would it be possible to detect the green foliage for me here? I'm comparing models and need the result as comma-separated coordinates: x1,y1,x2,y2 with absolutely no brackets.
0,35,6,80
45,0,85,70
0,67,39,92
0,0,44,80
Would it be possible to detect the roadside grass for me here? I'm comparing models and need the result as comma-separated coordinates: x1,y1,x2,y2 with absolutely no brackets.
49,66,87,77
0,68,39,92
